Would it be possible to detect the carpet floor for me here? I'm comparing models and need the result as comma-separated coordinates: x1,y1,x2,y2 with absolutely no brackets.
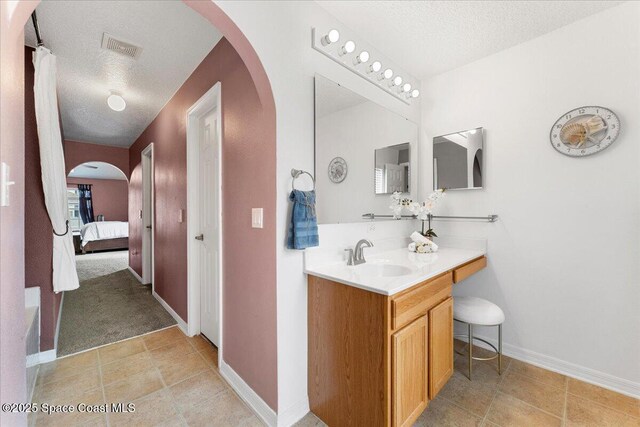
57,252,176,356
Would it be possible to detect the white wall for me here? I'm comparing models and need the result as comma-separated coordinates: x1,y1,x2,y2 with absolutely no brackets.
421,2,640,395
216,1,422,422
316,101,418,223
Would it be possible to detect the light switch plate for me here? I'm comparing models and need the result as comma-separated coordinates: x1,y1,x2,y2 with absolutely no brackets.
178,209,184,223
251,208,264,229
1,162,16,207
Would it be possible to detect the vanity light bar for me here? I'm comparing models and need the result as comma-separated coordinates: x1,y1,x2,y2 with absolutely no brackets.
312,27,419,105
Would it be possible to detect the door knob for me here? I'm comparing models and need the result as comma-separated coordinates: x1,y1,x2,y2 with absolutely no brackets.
146,225,152,230
195,234,204,241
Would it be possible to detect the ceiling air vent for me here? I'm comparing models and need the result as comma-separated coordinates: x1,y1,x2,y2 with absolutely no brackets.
101,33,143,59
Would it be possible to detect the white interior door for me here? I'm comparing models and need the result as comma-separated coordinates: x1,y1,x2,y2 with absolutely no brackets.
197,108,219,345
385,163,404,193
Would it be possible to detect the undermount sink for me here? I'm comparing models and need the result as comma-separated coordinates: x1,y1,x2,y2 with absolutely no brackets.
355,263,413,278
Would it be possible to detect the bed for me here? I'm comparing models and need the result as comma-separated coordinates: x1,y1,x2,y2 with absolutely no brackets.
80,221,129,253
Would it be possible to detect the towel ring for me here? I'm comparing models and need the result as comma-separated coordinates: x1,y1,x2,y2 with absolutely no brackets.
291,168,315,191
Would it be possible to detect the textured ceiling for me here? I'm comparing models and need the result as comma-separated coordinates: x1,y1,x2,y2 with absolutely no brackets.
315,1,622,79
25,1,222,147
68,161,127,180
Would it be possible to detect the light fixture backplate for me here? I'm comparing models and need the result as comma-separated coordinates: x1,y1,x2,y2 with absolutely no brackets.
311,27,418,105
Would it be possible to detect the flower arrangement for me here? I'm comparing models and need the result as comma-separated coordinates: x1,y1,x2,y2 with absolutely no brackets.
389,189,446,238
409,189,446,239
389,192,413,220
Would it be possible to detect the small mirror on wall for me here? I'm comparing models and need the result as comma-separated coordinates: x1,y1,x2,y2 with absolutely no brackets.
433,127,484,190
375,143,410,194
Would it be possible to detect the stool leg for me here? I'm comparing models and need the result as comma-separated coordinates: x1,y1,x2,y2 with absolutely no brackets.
468,323,473,380
498,324,503,375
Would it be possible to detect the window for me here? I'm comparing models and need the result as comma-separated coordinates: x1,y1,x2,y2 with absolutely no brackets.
67,188,82,231
375,167,384,194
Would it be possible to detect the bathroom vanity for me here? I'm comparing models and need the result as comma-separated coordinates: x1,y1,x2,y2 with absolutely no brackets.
306,248,486,427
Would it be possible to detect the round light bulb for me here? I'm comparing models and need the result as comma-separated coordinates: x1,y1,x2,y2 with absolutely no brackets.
341,40,356,55
411,89,420,98
392,76,403,87
107,93,126,111
383,68,393,79
402,83,412,93
322,29,340,46
369,61,382,73
353,50,369,65
469,129,477,134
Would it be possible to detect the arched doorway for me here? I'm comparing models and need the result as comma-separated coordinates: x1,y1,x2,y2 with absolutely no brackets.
67,161,128,235
1,1,278,424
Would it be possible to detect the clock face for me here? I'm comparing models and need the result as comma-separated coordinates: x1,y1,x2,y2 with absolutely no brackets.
328,157,347,183
550,106,620,157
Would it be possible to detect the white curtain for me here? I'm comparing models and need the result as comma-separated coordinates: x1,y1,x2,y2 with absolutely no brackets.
33,47,79,293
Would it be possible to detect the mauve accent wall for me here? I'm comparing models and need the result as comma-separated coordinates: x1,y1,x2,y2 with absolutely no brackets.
24,46,61,352
64,140,129,177
66,178,128,222
1,6,30,422
128,38,277,409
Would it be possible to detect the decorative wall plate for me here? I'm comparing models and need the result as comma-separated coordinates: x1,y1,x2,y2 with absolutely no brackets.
328,157,347,183
550,106,620,157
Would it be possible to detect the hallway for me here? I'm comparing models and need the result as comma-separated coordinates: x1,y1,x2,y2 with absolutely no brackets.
57,251,175,356
31,327,260,426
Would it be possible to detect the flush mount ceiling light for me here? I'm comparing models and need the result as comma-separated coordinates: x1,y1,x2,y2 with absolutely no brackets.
107,92,126,111
321,29,340,46
353,50,370,65
368,61,382,74
340,40,356,55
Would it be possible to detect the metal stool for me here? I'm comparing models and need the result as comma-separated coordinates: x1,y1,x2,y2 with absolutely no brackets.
453,296,505,380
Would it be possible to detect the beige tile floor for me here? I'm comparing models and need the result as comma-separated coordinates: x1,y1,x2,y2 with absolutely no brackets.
30,326,263,427
31,331,639,427
297,340,640,427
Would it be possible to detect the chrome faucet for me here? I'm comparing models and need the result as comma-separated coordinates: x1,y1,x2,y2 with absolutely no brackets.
345,239,374,266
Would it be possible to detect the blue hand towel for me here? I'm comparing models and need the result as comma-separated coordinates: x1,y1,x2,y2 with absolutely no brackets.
287,190,319,250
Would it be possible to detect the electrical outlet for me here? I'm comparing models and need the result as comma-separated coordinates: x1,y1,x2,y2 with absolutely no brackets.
252,208,264,229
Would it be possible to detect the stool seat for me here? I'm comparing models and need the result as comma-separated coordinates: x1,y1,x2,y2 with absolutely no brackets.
454,296,504,326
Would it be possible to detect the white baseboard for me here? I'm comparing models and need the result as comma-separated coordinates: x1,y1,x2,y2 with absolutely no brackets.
219,360,277,427
54,291,64,351
277,397,310,427
38,349,56,364
26,353,40,368
152,291,188,335
127,266,144,283
460,333,640,399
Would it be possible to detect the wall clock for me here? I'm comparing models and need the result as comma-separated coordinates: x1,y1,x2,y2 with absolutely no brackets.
550,106,620,157
328,157,347,183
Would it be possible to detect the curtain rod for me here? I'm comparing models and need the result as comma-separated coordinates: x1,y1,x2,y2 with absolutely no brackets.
31,11,44,48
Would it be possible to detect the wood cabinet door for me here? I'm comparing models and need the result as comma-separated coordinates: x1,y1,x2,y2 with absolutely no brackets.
392,315,428,427
429,297,454,399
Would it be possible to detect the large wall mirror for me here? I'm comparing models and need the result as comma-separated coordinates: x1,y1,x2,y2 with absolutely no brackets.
433,127,484,190
315,75,418,224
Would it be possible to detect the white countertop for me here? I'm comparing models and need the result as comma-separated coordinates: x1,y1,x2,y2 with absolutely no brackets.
304,246,485,296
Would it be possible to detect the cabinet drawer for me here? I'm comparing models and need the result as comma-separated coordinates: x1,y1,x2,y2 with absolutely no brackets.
453,256,486,283
392,272,452,331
